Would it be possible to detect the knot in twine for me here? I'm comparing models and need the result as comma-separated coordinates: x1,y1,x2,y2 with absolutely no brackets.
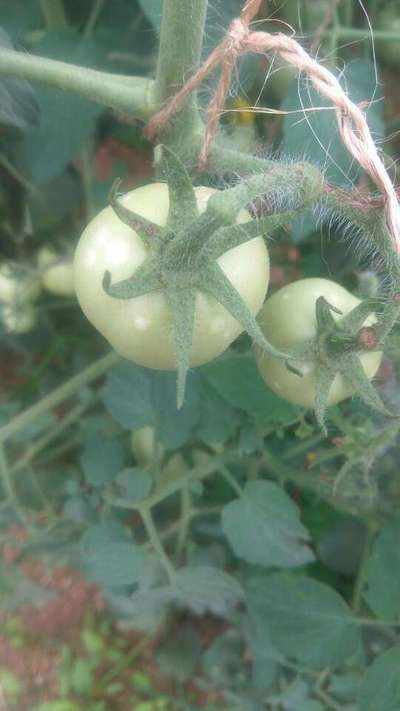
144,0,400,253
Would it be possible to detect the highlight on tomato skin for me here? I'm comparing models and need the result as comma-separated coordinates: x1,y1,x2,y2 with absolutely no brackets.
255,278,383,408
73,182,270,370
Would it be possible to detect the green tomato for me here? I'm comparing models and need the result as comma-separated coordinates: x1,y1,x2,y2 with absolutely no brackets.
2,303,37,334
376,3,400,67
74,183,269,369
38,247,75,297
130,426,157,465
255,278,382,407
0,262,41,305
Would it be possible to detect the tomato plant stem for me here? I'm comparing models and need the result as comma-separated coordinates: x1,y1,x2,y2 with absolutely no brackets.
0,351,120,442
0,49,155,120
219,467,244,498
174,484,192,563
11,403,88,475
139,505,176,581
0,443,30,528
153,0,207,152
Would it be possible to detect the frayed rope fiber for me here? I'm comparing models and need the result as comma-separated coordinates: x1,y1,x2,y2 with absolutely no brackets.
145,0,400,254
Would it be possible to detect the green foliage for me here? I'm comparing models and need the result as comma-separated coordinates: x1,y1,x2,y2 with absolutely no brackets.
221,480,314,567
17,29,104,183
172,565,244,616
203,356,297,427
358,646,400,711
364,518,400,620
80,432,125,487
1,1,400,710
247,574,361,669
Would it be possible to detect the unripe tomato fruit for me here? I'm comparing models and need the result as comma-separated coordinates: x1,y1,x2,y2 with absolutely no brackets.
376,4,400,67
2,304,37,334
255,278,382,407
0,263,41,305
38,247,75,297
130,426,157,465
74,183,269,369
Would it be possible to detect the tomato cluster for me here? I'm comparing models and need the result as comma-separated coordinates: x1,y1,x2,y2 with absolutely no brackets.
73,183,383,415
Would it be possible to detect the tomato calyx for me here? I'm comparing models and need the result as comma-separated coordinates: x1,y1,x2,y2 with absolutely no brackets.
103,147,315,406
292,295,396,432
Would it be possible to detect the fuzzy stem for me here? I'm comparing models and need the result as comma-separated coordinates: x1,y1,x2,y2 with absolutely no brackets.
0,443,30,527
139,505,175,581
174,484,192,562
0,351,120,442
0,49,155,119
153,0,207,151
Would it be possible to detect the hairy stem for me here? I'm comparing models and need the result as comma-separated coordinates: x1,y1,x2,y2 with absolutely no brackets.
0,49,155,119
0,443,30,527
154,0,207,151
140,505,175,581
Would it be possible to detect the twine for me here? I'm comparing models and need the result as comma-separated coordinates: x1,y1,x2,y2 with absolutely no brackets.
145,0,400,253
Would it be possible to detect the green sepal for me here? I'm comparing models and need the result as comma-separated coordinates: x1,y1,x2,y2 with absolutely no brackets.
156,145,199,232
201,219,262,261
202,208,322,262
315,296,341,337
339,298,379,335
109,178,163,247
314,365,336,435
102,259,162,299
200,262,290,360
162,211,220,269
165,286,196,408
343,353,398,419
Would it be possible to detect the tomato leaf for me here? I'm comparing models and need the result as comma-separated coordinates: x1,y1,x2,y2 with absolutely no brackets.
80,432,125,487
246,574,361,669
82,541,145,588
363,518,400,620
16,28,104,183
102,362,153,430
115,467,153,503
103,363,203,449
202,355,298,426
222,481,314,568
358,647,400,711
172,565,244,617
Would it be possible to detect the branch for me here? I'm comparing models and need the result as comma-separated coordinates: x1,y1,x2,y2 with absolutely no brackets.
152,0,208,151
0,351,120,442
0,49,155,120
